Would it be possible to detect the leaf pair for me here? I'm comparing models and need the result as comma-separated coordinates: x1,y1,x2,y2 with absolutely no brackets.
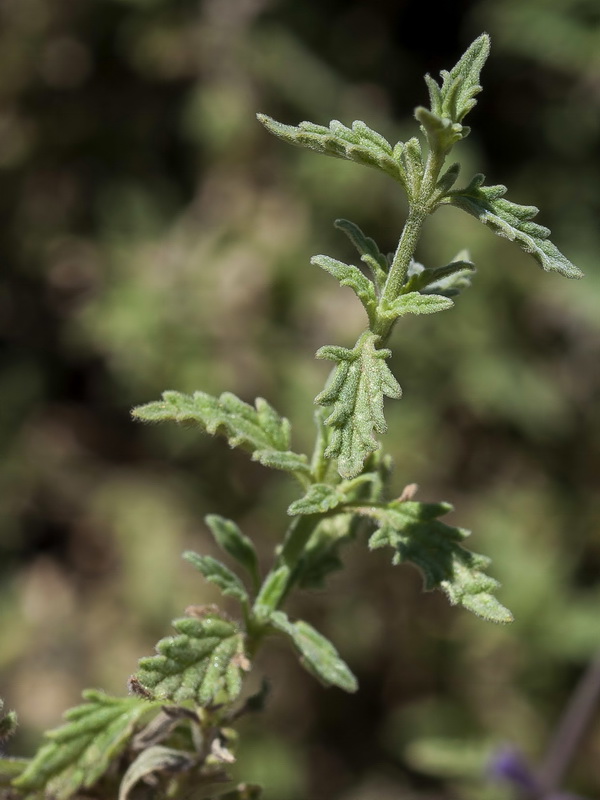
184,514,261,609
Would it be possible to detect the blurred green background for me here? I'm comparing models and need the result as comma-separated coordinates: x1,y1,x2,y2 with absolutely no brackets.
0,0,599,798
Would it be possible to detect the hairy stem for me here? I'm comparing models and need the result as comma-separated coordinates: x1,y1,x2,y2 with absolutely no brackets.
376,146,447,333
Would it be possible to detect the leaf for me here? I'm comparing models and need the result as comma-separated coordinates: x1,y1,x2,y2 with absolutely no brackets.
118,745,195,800
132,391,311,479
448,174,583,278
0,700,17,744
205,515,260,591
134,613,249,706
311,255,377,325
365,500,513,623
13,691,156,800
381,291,454,320
397,136,424,198
183,552,249,604
287,483,344,516
334,218,389,291
415,34,490,152
315,331,402,479
405,254,476,297
257,114,406,186
269,611,358,693
252,566,290,616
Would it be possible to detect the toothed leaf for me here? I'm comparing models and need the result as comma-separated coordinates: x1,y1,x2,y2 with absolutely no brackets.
311,255,377,324
365,501,513,623
132,391,311,478
269,611,358,693
405,255,476,298
13,691,157,799
205,515,260,590
399,136,424,197
381,291,454,320
334,218,389,290
257,114,406,187
315,332,401,479
287,483,344,516
448,175,583,278
183,552,249,604
134,614,248,706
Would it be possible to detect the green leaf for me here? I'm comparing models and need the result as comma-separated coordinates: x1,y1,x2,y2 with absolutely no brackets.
118,745,195,800
183,552,249,604
257,114,405,186
315,331,401,479
381,291,454,320
287,483,344,516
134,613,249,706
416,34,490,152
253,566,290,616
334,218,389,291
205,515,260,591
0,700,17,744
365,500,513,623
448,174,583,278
396,136,424,198
132,391,311,480
13,691,156,800
269,611,358,693
405,254,476,298
311,255,377,325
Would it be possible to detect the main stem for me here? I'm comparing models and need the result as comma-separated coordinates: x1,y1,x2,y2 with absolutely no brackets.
375,145,447,340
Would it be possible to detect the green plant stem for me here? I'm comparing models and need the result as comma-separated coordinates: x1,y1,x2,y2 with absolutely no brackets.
278,514,321,575
375,147,446,338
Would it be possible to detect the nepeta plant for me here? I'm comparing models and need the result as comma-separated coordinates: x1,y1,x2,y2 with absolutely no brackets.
0,34,582,800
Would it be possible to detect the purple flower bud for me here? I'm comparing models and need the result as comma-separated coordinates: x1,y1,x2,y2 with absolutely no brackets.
488,747,540,794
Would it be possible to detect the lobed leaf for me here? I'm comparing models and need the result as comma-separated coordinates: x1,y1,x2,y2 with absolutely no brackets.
13,691,157,800
404,255,476,298
381,291,454,320
132,391,311,480
315,331,401,479
398,136,425,198
365,500,513,623
205,515,260,591
269,611,358,693
311,254,377,325
334,218,389,291
257,114,406,187
287,483,344,516
448,174,583,278
416,34,490,153
183,552,249,604
133,613,249,706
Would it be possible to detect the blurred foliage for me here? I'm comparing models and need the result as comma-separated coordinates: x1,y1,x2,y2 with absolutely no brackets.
0,0,599,798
